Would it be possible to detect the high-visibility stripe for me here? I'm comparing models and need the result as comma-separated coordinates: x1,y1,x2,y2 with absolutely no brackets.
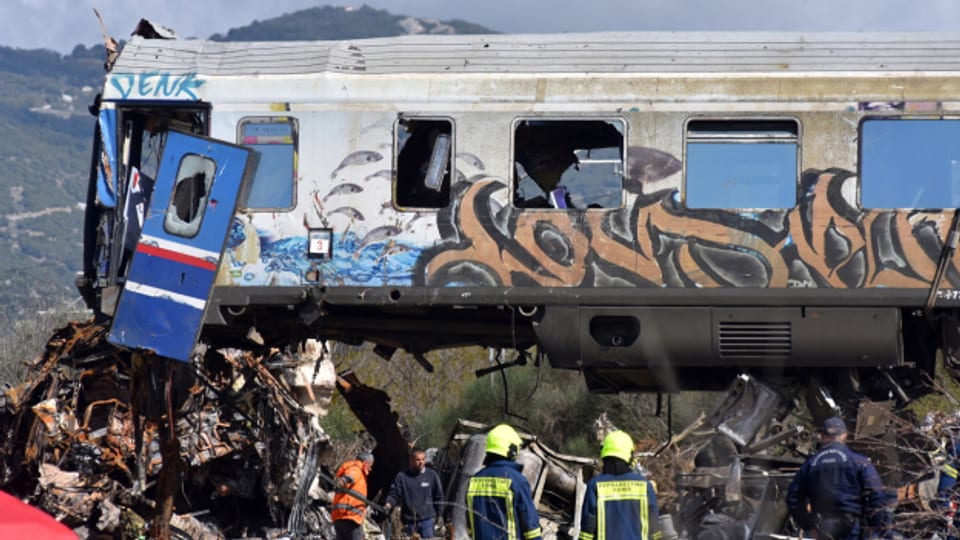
124,281,206,309
331,503,363,515
467,476,518,540
579,531,595,540
523,527,542,539
944,463,958,479
596,479,649,540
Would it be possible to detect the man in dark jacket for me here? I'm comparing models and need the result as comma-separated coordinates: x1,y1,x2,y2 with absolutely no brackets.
579,430,661,540
383,447,445,539
466,424,542,540
786,416,894,540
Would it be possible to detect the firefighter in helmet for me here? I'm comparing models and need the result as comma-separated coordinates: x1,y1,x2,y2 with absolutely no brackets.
935,431,960,540
579,430,661,540
466,424,542,540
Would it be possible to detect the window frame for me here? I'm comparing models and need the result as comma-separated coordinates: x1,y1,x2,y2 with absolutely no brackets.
858,115,960,211
393,115,455,211
511,116,627,211
163,153,216,239
237,115,298,212
682,117,801,211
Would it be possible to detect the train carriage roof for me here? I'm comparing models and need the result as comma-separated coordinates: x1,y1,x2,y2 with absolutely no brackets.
113,32,960,76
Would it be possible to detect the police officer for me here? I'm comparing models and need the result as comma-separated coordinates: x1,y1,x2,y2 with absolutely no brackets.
466,424,543,540
786,416,893,540
578,430,661,540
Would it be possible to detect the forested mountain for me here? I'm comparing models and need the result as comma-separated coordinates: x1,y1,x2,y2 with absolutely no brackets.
0,5,495,316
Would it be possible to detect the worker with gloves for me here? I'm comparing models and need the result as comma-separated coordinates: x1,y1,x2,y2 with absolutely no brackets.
786,416,895,540
579,430,661,540
331,451,375,540
466,424,542,540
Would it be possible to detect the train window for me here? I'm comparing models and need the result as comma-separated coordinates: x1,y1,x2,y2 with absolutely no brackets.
513,119,625,209
861,119,960,209
685,119,798,209
164,154,216,238
395,117,452,208
238,117,297,210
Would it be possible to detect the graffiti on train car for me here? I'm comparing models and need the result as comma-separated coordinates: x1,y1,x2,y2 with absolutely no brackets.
215,139,957,291
418,164,956,290
109,72,204,100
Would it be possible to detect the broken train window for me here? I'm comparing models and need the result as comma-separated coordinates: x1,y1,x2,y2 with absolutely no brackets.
513,119,625,209
395,117,453,209
115,107,208,272
164,154,215,238
238,117,297,210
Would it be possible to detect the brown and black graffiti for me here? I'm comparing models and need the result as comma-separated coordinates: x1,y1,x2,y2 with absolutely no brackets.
415,147,960,290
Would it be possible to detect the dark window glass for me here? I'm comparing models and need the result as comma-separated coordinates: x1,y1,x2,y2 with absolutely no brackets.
395,118,452,209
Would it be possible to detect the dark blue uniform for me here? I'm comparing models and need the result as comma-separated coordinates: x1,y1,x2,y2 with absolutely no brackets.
786,441,893,539
936,459,959,540
578,470,661,540
466,458,542,540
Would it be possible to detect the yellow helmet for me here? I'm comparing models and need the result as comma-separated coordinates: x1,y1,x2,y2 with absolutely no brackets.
600,430,634,463
486,424,523,459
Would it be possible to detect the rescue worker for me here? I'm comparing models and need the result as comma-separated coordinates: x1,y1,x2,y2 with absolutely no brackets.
786,416,894,540
466,424,542,540
934,432,960,540
332,451,375,540
383,447,445,539
578,430,661,540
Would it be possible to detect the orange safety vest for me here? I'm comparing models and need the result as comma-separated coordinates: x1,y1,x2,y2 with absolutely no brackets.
331,459,369,525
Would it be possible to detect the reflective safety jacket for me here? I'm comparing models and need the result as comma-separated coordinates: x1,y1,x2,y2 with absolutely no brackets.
937,460,960,540
786,442,894,540
578,471,661,540
332,459,369,525
466,459,542,540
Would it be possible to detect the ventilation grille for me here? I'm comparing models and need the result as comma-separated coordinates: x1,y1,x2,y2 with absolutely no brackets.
718,321,792,358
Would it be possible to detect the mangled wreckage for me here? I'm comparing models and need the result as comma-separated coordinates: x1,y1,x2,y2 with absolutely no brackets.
0,319,594,539
3,320,960,539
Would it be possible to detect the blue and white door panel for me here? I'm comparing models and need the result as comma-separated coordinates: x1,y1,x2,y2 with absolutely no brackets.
108,131,257,362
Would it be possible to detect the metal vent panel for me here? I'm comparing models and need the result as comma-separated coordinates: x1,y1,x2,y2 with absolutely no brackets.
718,321,792,359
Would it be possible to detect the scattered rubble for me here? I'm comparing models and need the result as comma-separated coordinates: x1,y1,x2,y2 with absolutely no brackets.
2,320,960,539
1,320,340,539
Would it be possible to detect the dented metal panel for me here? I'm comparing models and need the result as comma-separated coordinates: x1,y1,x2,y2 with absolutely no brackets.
108,132,256,361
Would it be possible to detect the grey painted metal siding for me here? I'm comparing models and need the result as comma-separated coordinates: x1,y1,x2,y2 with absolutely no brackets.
112,32,960,76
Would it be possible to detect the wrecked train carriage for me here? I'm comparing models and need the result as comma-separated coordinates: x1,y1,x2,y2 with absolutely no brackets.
77,31,960,392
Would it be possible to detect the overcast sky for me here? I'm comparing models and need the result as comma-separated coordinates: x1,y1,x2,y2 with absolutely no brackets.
4,0,960,54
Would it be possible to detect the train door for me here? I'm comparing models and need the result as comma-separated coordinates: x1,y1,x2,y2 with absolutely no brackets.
108,131,257,362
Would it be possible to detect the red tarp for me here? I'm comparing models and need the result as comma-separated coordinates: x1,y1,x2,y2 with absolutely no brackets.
0,490,76,539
